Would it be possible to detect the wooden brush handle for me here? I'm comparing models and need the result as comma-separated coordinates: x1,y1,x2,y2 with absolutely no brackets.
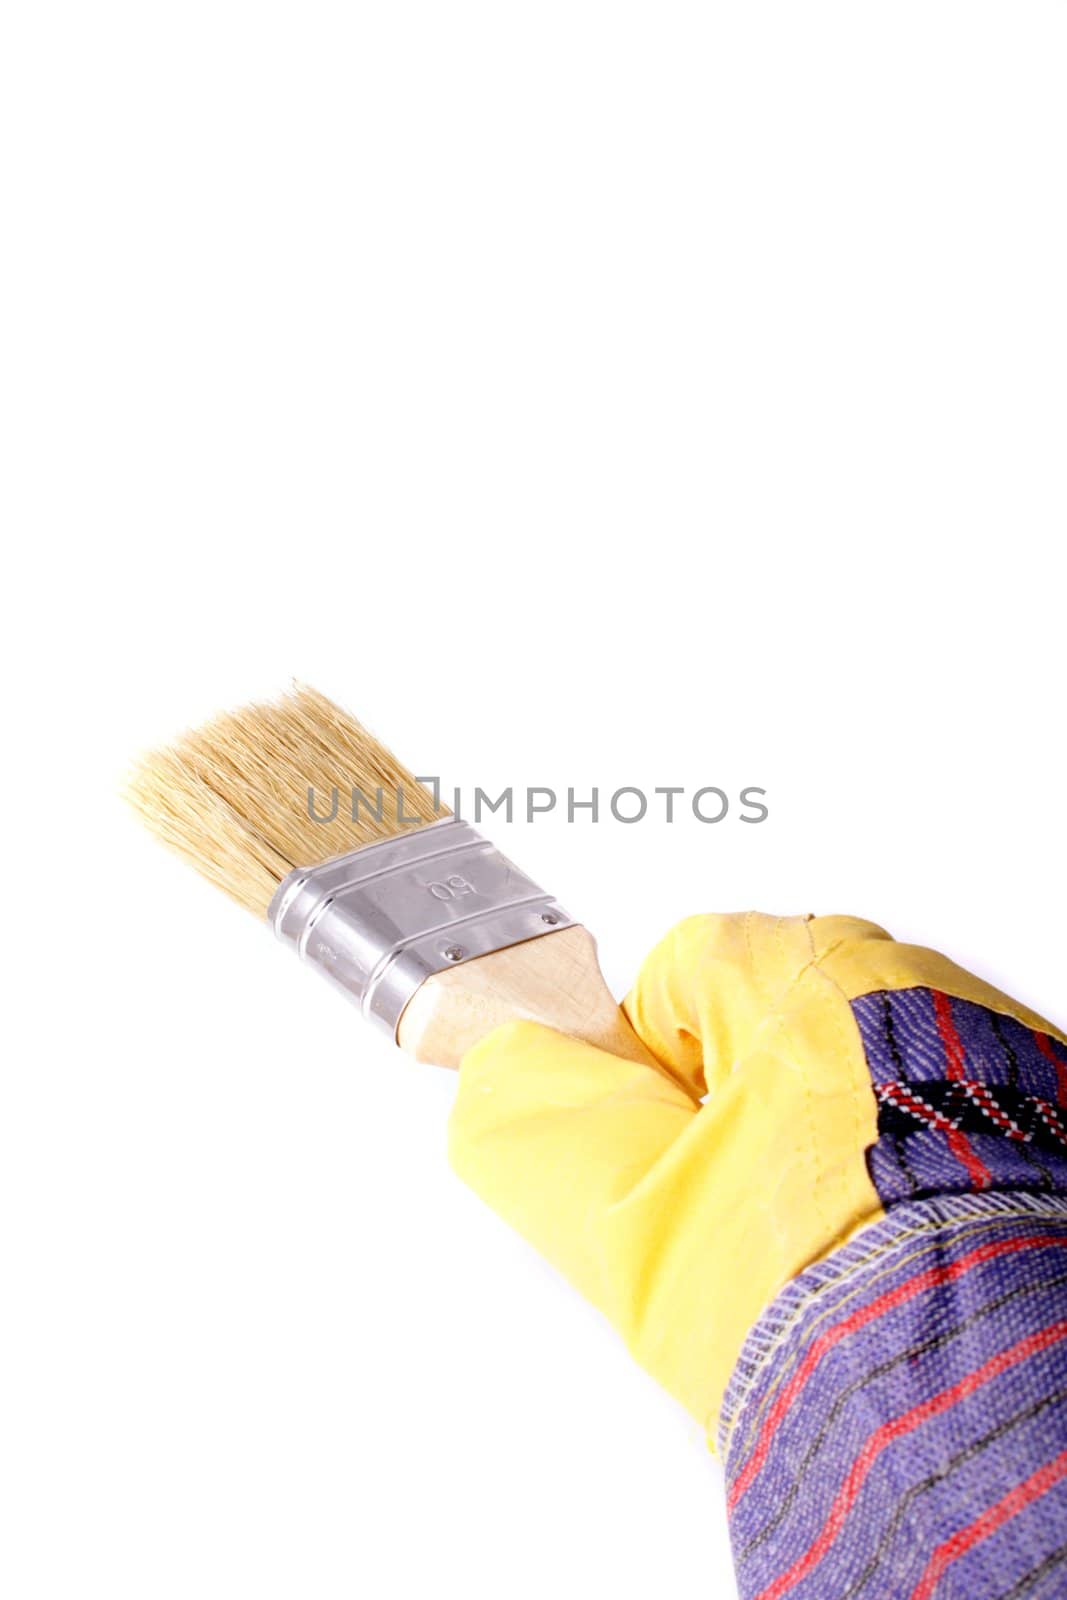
396,925,659,1070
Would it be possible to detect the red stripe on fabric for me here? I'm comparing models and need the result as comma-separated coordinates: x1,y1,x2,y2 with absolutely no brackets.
726,1232,1067,1512
909,1444,1067,1600
1034,1029,1067,1107
932,991,992,1190
751,1320,1067,1600
934,990,967,1078
945,1128,993,1190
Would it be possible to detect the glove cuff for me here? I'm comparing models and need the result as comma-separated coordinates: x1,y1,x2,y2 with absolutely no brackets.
720,1190,1067,1600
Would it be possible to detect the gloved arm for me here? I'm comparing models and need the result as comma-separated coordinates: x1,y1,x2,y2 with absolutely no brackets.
448,913,1067,1597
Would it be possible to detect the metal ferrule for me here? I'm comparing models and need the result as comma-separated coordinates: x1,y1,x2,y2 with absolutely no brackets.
268,818,574,1037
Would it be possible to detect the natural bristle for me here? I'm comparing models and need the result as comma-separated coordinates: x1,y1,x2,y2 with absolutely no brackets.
125,685,447,917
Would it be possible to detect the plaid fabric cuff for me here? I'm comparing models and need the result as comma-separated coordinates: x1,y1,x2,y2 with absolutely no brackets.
720,1192,1067,1600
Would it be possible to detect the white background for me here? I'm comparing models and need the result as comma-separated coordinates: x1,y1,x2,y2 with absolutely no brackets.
3,3,1066,1596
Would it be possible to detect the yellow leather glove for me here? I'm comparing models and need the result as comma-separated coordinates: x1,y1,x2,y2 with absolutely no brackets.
447,912,1067,1441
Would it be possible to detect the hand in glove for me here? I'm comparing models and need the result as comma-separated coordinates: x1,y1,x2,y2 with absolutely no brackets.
449,913,1067,1600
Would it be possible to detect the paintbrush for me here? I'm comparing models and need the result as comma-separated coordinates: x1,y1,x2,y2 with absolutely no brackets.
126,684,655,1069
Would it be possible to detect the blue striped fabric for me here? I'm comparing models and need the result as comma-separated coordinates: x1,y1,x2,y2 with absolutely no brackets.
720,1195,1067,1600
851,989,1067,1205
851,988,1067,1097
